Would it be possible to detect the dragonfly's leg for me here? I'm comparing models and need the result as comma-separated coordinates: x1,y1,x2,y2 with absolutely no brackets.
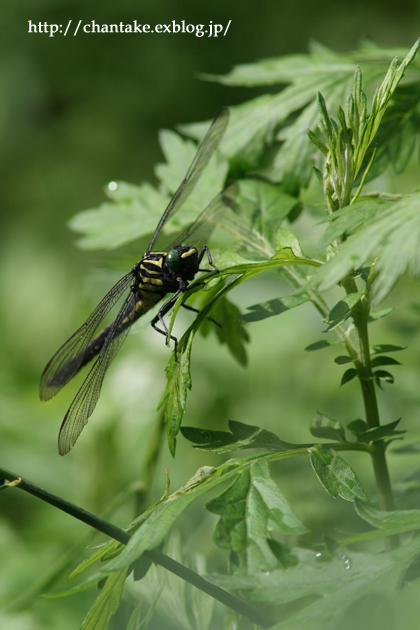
151,289,184,361
181,303,222,329
197,245,219,274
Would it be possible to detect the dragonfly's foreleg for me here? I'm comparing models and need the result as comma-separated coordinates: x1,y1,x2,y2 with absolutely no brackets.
181,303,222,329
151,288,184,361
197,245,219,274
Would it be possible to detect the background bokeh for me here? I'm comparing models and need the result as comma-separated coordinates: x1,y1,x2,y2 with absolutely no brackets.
2,2,420,629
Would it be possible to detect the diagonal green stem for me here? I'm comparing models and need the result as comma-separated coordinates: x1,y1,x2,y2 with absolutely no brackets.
0,466,274,629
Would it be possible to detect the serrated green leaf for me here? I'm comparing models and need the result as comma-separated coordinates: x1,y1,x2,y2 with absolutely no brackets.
309,445,368,501
305,339,343,351
357,419,404,443
341,368,359,385
80,568,128,630
310,413,346,442
240,294,309,322
309,193,420,305
182,419,310,454
206,459,307,574
103,452,280,573
235,179,299,245
159,333,193,456
210,296,249,366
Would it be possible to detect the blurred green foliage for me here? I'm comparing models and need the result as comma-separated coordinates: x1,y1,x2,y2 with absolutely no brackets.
3,2,420,630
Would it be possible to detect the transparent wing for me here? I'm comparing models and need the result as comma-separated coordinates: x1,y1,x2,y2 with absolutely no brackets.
170,182,239,252
57,292,137,455
40,272,133,401
146,108,229,254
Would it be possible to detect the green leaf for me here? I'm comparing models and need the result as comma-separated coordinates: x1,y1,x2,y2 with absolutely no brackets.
240,294,309,322
211,537,420,630
103,452,283,573
310,413,346,442
334,355,353,364
305,339,343,352
369,307,394,322
206,459,308,574
356,419,404,443
338,499,420,544
325,291,364,330
181,420,309,454
341,368,359,385
209,295,249,366
371,344,406,354
69,182,168,250
276,228,304,257
80,568,128,630
347,418,368,438
159,333,193,456
374,369,395,385
309,445,368,501
309,193,420,305
235,179,299,244
370,355,401,368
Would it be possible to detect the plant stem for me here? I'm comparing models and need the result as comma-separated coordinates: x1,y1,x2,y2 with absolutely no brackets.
0,466,274,629
342,278,399,549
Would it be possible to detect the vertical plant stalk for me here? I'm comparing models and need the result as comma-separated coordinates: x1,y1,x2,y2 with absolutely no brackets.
343,278,399,549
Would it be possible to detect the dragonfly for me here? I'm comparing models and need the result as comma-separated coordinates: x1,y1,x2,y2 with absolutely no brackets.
40,108,232,455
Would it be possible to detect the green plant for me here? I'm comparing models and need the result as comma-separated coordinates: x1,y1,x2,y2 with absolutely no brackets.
3,37,420,629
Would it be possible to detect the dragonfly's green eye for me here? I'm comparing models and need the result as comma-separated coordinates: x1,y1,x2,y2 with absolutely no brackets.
166,249,181,272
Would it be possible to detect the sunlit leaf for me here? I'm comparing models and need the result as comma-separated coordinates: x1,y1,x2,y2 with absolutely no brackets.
309,445,368,501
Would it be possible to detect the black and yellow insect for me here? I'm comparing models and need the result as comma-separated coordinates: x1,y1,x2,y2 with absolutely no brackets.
40,109,231,455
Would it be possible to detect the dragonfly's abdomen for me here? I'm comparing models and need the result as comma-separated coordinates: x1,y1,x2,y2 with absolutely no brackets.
79,254,172,370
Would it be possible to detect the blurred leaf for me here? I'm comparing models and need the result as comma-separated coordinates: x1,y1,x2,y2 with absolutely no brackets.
181,419,309,453
340,368,359,385
369,307,394,322
371,344,406,354
206,459,308,574
338,499,420,544
69,182,167,250
310,412,346,442
305,338,344,351
374,370,395,385
309,445,368,501
211,538,420,630
347,418,368,438
356,419,404,443
334,355,353,364
240,294,309,322
325,291,364,331
370,355,401,367
80,568,128,630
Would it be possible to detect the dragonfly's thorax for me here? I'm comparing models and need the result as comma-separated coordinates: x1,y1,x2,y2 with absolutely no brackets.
131,245,199,302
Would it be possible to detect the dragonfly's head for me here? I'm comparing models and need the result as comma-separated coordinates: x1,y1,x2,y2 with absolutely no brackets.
166,244,199,279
